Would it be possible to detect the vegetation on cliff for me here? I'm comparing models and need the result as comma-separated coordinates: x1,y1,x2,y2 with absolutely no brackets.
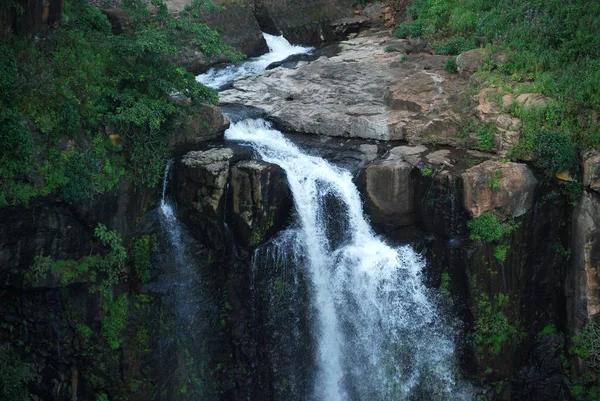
396,0,600,176
0,0,240,207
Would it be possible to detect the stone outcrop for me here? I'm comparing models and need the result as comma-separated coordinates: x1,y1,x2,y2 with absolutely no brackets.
583,150,600,193
176,147,292,248
254,0,352,44
170,104,229,152
461,160,538,218
220,31,469,143
567,191,600,331
456,48,487,77
229,161,291,247
178,148,235,217
358,155,416,230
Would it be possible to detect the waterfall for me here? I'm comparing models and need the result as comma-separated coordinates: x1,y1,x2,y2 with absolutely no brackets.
196,33,312,90
226,119,469,400
158,160,201,328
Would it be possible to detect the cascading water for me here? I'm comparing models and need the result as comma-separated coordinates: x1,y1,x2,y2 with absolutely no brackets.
226,119,470,400
158,161,202,328
196,33,312,90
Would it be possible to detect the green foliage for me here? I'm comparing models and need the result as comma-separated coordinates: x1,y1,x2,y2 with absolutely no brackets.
569,321,600,372
440,271,451,297
0,345,33,401
27,224,126,291
384,45,397,53
493,243,509,262
1,0,235,206
472,293,518,357
132,235,157,284
434,37,475,55
394,21,424,39
533,131,577,176
538,324,557,338
488,170,503,191
443,56,458,73
401,0,600,162
421,167,433,177
101,292,129,350
467,213,504,243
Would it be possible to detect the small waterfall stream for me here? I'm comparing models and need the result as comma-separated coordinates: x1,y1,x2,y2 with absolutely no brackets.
196,33,312,90
226,119,469,400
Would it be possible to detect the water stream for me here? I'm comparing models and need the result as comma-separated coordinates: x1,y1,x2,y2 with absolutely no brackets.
225,119,468,400
196,33,312,90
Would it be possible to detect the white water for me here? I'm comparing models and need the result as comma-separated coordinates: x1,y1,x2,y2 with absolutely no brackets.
196,33,312,90
226,119,468,400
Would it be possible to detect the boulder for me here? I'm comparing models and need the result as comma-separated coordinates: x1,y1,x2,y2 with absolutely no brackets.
229,161,291,247
567,191,600,331
177,148,234,217
358,156,416,230
461,160,537,218
515,93,551,109
583,150,600,193
456,48,488,77
169,104,229,152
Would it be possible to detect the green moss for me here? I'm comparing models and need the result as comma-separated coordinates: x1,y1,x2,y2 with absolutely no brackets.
537,324,557,339
440,271,451,297
421,167,433,177
488,170,503,191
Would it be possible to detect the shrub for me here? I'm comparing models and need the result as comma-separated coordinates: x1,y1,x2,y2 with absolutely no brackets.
395,21,425,39
434,37,475,55
443,56,458,73
467,213,504,243
473,293,518,357
533,131,576,176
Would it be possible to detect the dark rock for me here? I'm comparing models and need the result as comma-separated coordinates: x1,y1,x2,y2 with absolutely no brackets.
228,160,291,247
169,104,229,153
567,191,600,331
254,0,353,44
456,48,488,77
357,155,416,231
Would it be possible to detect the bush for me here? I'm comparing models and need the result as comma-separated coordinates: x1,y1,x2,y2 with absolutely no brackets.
473,293,518,357
395,21,425,39
443,56,458,73
434,37,475,55
533,131,577,176
467,212,503,243
0,111,33,178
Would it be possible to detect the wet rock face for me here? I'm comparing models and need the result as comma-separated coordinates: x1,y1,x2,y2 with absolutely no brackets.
357,149,420,231
176,148,292,248
0,201,92,288
254,0,352,44
229,160,291,247
178,148,235,218
461,160,538,218
583,150,600,193
567,191,600,330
